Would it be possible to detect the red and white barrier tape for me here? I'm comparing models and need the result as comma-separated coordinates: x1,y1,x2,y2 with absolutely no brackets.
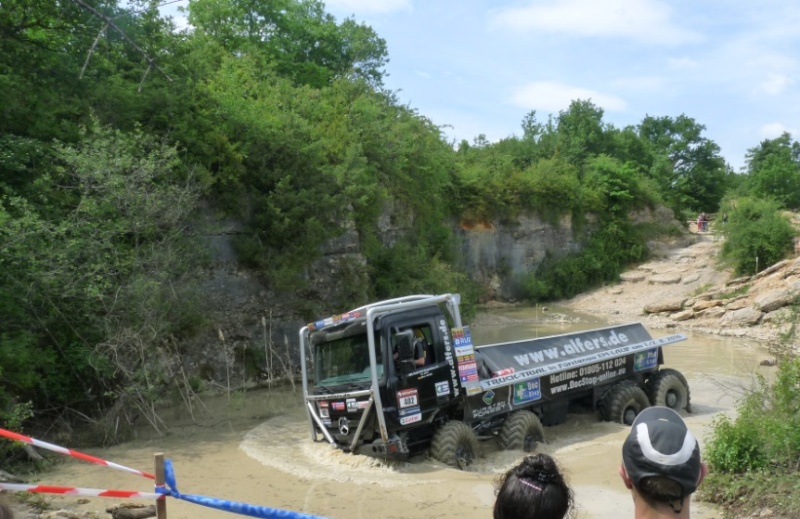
0,428,154,479
0,483,161,500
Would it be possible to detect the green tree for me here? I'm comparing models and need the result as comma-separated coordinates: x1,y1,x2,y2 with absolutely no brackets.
638,114,728,215
742,133,800,209
187,0,388,88
0,122,201,427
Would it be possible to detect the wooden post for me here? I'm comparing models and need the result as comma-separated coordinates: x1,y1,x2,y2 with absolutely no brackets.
155,453,167,519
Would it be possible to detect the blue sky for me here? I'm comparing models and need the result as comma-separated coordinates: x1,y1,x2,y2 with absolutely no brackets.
162,0,800,171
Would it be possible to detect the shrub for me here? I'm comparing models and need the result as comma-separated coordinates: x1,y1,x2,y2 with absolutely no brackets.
719,196,795,275
705,357,800,475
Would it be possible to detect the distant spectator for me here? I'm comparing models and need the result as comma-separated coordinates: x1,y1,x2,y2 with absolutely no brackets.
494,453,574,519
619,406,708,518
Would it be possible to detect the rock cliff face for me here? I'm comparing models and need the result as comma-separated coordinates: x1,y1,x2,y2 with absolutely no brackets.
457,214,580,300
186,204,682,385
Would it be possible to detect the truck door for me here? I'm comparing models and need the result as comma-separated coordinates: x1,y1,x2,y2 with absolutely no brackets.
390,321,453,426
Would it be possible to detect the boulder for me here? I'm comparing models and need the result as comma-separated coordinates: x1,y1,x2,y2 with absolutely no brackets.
719,307,762,327
671,309,694,321
762,307,793,324
644,298,686,313
753,281,800,313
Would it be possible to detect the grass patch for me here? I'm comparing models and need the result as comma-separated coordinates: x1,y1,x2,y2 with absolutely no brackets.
701,471,800,518
716,284,751,300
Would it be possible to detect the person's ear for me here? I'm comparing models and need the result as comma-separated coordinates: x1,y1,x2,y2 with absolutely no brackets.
619,464,633,489
698,462,709,486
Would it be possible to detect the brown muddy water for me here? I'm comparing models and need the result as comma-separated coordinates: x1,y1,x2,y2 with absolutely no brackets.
40,306,775,519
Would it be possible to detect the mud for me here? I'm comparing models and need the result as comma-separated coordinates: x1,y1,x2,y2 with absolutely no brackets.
36,308,773,519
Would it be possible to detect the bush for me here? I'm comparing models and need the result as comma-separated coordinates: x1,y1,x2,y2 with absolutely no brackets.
705,357,800,475
719,197,795,275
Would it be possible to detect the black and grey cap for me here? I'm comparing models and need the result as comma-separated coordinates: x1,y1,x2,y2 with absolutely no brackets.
622,406,702,495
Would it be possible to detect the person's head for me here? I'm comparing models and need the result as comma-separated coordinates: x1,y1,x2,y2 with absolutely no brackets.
0,499,14,519
494,453,573,519
619,406,708,514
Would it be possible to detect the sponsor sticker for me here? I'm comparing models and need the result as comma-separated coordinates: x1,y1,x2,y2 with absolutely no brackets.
482,390,495,405
331,401,345,411
513,378,542,405
346,398,358,413
435,381,450,397
397,388,419,408
399,413,422,425
634,349,659,371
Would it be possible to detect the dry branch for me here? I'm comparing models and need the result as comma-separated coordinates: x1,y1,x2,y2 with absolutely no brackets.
69,0,173,82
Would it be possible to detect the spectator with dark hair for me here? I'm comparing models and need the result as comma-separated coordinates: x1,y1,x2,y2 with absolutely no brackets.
619,406,708,518
494,453,574,519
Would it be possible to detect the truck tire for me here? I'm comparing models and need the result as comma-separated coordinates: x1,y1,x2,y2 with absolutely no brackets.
600,380,650,425
646,368,691,412
498,410,544,452
430,421,479,469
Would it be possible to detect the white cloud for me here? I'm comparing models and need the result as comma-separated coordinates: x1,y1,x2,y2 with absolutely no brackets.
760,122,797,139
490,0,701,45
511,81,627,113
754,73,794,96
323,0,412,15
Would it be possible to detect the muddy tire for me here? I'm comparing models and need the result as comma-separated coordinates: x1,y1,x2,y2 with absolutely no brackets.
430,420,479,469
600,380,650,425
646,368,691,412
498,410,544,452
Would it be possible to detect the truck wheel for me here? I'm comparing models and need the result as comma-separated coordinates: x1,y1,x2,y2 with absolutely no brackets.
600,380,650,425
430,421,479,470
498,410,544,452
646,368,691,412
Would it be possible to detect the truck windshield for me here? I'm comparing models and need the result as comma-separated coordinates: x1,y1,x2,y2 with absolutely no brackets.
314,333,383,386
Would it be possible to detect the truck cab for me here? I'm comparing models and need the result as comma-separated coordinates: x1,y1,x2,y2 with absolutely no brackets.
300,294,465,458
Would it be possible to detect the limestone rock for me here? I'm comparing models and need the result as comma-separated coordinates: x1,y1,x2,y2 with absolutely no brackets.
644,298,686,314
693,299,722,311
753,281,800,313
784,256,800,277
726,275,751,286
753,259,791,280
696,306,726,319
649,273,682,284
671,309,694,321
725,299,750,311
720,307,762,327
682,272,701,284
620,271,646,282
762,307,793,324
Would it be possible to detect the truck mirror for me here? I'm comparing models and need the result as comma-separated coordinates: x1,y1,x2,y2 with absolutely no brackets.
394,331,417,375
